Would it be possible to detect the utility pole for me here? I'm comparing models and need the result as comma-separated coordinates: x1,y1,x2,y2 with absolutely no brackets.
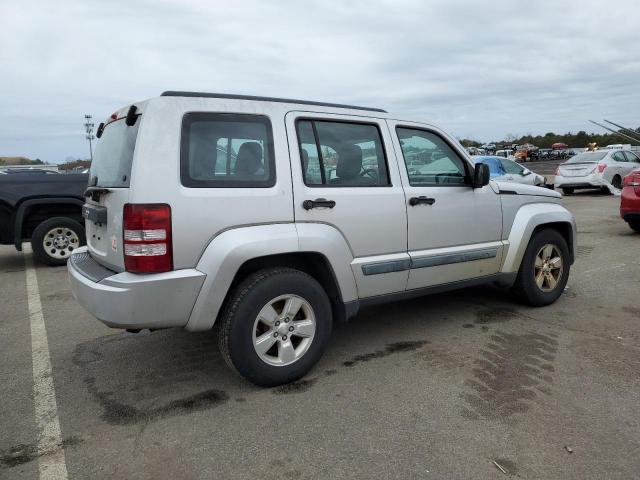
84,114,95,162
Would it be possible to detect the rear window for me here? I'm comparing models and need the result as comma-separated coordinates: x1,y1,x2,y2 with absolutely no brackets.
565,152,606,163
91,118,140,187
181,113,275,188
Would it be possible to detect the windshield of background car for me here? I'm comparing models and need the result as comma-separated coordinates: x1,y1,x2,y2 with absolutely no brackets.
565,152,606,164
90,118,140,187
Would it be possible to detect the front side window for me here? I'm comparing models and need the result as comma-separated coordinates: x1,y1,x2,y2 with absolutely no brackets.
181,113,275,187
296,120,390,187
396,127,468,186
500,158,524,175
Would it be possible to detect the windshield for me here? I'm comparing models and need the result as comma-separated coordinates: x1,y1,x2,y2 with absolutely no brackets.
565,151,606,164
90,118,140,187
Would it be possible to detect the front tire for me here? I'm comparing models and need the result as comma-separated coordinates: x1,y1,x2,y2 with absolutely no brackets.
562,187,574,195
511,229,570,307
31,217,85,266
218,268,332,387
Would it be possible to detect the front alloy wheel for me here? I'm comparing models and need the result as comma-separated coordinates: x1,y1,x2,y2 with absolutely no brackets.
512,228,570,306
533,244,564,292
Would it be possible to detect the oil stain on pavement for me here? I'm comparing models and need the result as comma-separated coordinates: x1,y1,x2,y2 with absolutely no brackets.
73,331,230,426
461,330,558,420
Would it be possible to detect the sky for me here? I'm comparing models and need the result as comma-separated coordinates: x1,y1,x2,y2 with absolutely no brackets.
1,0,639,163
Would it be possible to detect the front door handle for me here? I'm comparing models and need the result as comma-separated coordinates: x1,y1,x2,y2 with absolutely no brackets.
409,196,436,206
303,198,336,210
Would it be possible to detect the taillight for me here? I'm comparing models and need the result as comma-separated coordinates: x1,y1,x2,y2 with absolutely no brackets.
123,204,173,273
623,173,640,195
596,163,607,173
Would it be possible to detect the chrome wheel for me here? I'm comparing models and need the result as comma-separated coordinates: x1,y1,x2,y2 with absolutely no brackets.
42,227,79,259
534,244,563,292
252,294,316,367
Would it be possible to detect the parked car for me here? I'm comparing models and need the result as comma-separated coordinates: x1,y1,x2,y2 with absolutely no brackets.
554,149,640,194
0,172,88,264
473,156,546,187
620,169,640,232
495,149,515,159
68,92,576,387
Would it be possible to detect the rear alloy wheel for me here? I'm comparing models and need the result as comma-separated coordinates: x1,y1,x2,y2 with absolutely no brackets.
512,229,570,306
218,268,332,387
561,187,574,195
31,217,86,266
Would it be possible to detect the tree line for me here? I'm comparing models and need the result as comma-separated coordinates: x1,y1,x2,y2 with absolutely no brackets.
460,128,640,149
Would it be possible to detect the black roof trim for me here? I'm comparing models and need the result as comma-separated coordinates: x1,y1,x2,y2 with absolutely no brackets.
160,91,387,113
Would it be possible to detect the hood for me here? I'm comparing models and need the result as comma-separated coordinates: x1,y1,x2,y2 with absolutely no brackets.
492,180,561,199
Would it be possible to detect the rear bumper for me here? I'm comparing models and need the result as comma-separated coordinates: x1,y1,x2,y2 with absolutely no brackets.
620,187,640,220
68,247,206,329
554,173,604,189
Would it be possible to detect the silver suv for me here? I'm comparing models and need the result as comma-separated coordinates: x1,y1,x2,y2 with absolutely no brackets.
68,91,576,386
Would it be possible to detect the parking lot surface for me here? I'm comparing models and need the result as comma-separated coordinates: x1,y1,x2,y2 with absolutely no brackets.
1,192,639,480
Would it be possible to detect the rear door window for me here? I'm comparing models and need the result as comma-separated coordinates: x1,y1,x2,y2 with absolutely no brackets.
181,113,276,187
91,118,140,187
623,151,640,163
296,120,390,187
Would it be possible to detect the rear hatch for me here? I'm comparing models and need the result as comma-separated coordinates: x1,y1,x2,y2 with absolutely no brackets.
558,162,596,177
84,110,141,271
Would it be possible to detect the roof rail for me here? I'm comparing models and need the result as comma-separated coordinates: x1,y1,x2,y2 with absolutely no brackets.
160,91,387,113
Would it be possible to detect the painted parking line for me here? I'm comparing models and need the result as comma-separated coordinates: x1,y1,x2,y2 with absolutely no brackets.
23,244,69,480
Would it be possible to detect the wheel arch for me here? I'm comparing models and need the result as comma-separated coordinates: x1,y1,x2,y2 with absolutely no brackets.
501,203,577,273
185,223,358,332
13,197,84,251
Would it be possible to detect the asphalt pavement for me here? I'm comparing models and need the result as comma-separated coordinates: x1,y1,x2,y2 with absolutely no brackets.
1,191,639,480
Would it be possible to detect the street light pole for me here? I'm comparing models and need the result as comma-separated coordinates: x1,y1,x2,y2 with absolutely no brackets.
84,114,95,162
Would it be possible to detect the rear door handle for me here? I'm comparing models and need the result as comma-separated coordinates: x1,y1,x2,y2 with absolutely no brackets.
409,196,436,206
303,198,336,210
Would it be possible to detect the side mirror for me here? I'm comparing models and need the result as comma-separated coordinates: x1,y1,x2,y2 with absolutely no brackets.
473,163,490,188
522,168,532,176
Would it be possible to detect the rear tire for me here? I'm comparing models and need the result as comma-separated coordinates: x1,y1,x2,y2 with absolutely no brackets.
612,175,622,190
218,268,332,387
628,221,640,233
31,217,85,266
511,229,570,307
561,187,574,195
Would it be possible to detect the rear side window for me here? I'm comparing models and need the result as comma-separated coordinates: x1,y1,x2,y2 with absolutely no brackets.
181,113,276,188
296,120,390,187
623,151,640,162
91,118,140,187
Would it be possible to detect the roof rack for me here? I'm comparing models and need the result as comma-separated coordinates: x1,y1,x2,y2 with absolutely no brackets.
160,91,387,113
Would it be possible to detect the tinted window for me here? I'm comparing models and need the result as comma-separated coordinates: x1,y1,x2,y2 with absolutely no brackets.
296,120,390,187
396,128,467,186
624,151,640,162
91,118,140,187
612,151,627,162
181,113,275,188
500,158,524,174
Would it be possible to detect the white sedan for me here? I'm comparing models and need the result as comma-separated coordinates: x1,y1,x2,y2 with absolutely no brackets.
555,149,640,194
